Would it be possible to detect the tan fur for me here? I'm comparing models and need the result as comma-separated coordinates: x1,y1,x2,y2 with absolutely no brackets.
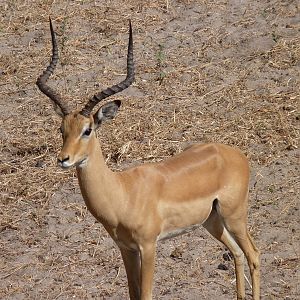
57,112,260,300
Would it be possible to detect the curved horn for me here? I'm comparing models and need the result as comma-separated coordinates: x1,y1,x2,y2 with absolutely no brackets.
36,17,69,116
80,20,135,117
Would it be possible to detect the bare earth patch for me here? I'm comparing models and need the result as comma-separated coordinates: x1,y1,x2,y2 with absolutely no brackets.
0,1,299,299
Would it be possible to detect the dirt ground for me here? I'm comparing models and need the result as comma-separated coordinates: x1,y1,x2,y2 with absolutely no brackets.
0,0,299,299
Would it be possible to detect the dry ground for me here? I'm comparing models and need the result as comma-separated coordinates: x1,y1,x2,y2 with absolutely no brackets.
0,0,299,299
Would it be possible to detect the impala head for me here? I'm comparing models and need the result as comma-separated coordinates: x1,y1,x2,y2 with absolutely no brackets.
36,18,134,169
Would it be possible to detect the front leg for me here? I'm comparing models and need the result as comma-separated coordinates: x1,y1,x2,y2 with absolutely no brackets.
139,242,156,300
120,248,141,300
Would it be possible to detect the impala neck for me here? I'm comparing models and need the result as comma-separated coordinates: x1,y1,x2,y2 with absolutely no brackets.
76,135,124,227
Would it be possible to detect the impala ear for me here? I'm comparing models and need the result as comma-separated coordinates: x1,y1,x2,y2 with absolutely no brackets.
93,100,121,128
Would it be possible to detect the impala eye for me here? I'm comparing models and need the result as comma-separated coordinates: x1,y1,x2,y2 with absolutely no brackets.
83,128,92,136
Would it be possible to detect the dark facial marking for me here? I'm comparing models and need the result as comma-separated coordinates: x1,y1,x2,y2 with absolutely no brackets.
83,128,92,136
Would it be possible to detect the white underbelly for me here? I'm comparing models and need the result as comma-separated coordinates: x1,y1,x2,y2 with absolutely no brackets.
157,197,214,241
158,223,202,241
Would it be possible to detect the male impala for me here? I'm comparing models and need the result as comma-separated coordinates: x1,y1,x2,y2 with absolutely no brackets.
37,18,260,300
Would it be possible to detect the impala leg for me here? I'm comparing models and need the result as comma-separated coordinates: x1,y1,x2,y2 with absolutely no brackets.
139,242,156,300
120,248,141,300
226,225,260,300
244,231,260,300
203,207,246,300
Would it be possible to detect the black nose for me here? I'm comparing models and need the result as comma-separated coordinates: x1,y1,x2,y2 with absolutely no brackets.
58,156,69,164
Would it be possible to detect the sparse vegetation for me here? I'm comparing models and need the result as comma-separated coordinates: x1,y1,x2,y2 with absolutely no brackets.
0,0,299,299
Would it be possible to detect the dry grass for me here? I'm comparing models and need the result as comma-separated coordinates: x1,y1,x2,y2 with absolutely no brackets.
0,0,299,299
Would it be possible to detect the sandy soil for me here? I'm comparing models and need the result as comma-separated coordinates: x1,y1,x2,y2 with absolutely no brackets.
0,1,299,299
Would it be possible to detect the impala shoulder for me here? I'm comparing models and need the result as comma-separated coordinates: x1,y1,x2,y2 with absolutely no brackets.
119,163,164,188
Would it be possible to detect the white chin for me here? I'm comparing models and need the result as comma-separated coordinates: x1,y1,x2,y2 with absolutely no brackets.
59,162,73,169
77,158,88,168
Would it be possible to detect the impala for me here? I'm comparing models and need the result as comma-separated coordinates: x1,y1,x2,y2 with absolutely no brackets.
36,18,260,300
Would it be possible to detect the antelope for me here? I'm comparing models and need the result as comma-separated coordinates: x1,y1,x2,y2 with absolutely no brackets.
36,18,260,300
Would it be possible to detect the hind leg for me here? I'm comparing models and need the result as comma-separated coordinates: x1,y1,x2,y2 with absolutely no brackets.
223,220,260,300
203,207,246,299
